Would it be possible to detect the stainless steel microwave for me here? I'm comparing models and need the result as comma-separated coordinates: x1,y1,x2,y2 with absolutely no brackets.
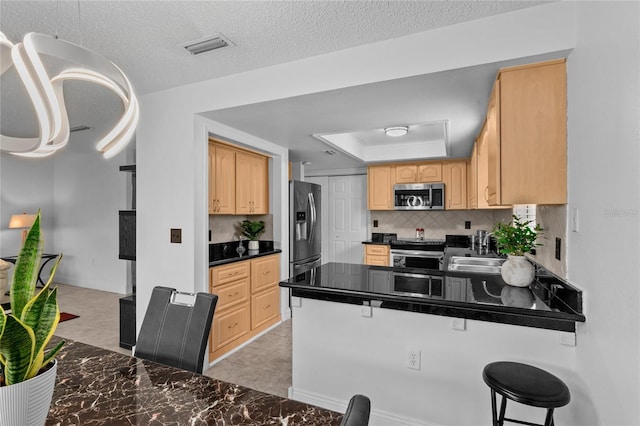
393,183,445,210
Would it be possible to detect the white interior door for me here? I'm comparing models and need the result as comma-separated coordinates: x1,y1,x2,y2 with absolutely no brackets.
327,175,367,264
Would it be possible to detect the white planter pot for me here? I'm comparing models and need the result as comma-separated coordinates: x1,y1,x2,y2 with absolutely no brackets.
0,359,57,426
500,255,535,287
248,240,259,250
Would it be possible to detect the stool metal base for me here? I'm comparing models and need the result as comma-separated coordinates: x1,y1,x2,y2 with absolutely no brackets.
490,389,555,426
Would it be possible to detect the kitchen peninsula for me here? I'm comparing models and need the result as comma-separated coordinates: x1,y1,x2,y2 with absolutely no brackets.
280,262,585,424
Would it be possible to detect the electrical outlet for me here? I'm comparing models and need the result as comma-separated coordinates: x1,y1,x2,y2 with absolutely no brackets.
373,220,379,228
406,349,421,370
555,238,562,261
465,221,471,229
170,228,182,244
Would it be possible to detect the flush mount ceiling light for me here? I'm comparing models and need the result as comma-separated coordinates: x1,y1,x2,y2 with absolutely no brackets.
182,33,234,55
0,31,138,159
384,126,409,137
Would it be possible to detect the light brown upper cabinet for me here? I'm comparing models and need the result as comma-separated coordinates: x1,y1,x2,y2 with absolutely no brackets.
367,165,394,210
418,163,442,183
394,162,442,184
236,151,269,215
486,59,567,205
470,121,510,210
467,143,478,209
442,160,467,210
209,143,236,214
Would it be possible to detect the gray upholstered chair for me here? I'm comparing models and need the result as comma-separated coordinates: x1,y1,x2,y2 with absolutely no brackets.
135,286,218,373
340,394,371,426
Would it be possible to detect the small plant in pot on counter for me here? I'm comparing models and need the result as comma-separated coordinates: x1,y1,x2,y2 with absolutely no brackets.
0,212,64,425
492,215,543,287
240,220,265,250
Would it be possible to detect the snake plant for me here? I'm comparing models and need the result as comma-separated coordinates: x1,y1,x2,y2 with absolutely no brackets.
0,212,64,386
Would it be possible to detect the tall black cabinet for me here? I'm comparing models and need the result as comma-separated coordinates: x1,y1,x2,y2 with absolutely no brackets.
119,164,136,349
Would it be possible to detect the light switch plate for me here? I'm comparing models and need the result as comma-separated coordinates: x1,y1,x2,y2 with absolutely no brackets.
291,297,302,308
560,332,576,346
170,228,182,244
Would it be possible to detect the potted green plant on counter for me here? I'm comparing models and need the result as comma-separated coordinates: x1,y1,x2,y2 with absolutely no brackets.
0,212,64,426
240,220,265,250
492,215,543,287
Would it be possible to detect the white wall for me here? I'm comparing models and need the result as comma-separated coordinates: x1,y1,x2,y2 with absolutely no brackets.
51,145,129,294
0,139,130,294
291,298,586,426
0,153,55,256
566,2,640,425
137,2,639,424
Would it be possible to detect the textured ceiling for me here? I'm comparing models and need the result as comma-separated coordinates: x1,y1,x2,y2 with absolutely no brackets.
0,1,551,164
1,0,549,95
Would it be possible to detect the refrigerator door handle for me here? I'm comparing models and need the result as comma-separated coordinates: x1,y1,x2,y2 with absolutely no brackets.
296,258,320,267
308,192,316,244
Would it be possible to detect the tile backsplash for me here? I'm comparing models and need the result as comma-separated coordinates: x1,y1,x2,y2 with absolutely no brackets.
209,214,274,243
370,209,511,240
533,205,567,278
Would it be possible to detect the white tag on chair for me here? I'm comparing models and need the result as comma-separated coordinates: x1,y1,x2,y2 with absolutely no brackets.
170,291,196,307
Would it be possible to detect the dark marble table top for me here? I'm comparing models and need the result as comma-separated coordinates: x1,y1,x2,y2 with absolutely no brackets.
47,339,341,425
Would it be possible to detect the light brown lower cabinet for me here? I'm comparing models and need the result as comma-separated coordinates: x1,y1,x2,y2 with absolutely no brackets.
364,244,390,266
209,254,280,362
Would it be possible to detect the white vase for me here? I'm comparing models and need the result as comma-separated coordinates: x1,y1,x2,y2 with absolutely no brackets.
500,255,535,287
0,359,57,426
248,240,259,250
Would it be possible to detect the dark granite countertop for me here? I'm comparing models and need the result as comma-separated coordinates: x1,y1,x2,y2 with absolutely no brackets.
209,240,282,267
47,338,341,425
362,240,391,245
280,262,585,332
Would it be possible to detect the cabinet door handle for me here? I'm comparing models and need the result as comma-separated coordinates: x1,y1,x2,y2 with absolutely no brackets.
228,322,238,329
264,304,271,309
484,186,489,202
229,291,239,297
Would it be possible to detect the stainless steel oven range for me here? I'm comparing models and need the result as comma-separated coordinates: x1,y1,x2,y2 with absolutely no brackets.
389,239,445,270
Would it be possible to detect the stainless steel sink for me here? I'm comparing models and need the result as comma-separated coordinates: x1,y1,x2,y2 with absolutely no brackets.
447,256,505,274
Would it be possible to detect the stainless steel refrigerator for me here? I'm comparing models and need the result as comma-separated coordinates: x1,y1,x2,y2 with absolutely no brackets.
289,180,321,277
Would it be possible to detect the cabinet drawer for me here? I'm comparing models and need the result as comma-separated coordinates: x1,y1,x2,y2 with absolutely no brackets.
211,261,250,286
211,303,250,350
365,255,390,266
251,288,279,330
365,245,389,256
251,254,280,294
211,278,249,310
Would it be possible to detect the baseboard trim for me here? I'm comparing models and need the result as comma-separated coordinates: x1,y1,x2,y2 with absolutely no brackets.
289,387,434,426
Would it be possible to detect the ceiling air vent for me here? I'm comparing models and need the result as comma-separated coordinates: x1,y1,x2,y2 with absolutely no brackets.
182,33,234,55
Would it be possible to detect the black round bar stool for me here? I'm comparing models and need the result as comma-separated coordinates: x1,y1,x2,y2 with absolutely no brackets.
482,361,571,426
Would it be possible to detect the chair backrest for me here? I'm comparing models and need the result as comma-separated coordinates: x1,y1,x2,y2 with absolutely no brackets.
135,286,218,373
340,394,371,426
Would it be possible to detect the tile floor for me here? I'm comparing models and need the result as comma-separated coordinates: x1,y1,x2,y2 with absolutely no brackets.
54,283,293,397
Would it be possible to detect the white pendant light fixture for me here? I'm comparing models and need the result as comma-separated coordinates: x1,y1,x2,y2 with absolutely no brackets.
0,31,138,159
384,126,409,137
